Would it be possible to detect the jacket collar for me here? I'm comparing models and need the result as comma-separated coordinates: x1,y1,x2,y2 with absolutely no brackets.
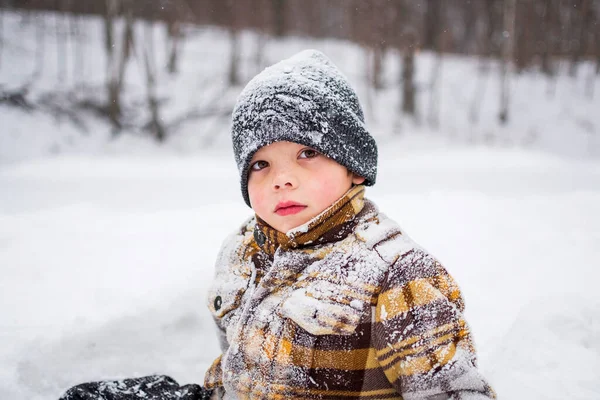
253,185,365,255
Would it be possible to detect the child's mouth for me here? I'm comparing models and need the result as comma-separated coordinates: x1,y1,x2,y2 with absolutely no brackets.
275,205,306,216
275,202,307,216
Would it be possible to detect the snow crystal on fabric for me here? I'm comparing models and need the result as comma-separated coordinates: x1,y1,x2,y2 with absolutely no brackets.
206,198,494,399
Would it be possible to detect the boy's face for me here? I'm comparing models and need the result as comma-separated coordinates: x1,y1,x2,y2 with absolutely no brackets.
248,141,365,233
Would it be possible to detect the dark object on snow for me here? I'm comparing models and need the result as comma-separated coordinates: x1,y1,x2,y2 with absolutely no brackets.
0,86,35,111
231,49,378,207
59,375,212,400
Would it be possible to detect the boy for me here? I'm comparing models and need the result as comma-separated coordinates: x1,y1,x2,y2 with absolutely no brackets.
203,50,495,399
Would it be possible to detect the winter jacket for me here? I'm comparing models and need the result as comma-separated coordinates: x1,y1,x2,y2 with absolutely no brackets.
204,185,495,399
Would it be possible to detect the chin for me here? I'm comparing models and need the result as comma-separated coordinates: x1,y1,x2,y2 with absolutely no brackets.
275,219,302,233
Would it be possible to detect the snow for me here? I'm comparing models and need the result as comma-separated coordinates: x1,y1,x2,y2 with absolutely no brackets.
2,146,599,399
1,9,600,400
2,12,599,163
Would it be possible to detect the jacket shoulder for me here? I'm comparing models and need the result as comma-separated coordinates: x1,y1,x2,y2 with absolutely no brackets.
214,216,258,272
354,201,419,265
356,205,465,311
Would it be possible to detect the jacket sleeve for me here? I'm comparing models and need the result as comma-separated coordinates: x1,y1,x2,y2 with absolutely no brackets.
373,249,496,399
203,220,256,398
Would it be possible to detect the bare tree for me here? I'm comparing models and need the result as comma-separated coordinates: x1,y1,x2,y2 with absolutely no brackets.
426,0,444,128
401,31,417,117
423,0,441,51
539,0,554,75
569,0,591,77
118,1,134,93
33,10,46,79
226,0,241,86
363,47,374,120
228,28,240,86
514,0,535,72
142,21,165,141
371,45,385,90
165,2,182,75
166,21,180,74
387,0,419,120
72,9,85,88
369,0,390,91
469,60,490,125
272,0,286,37
470,1,499,124
596,24,600,75
104,0,134,133
104,0,118,130
0,2,4,70
499,0,516,125
251,0,269,72
460,0,478,54
56,0,69,83
255,30,267,72
543,0,561,97
483,0,503,60
597,19,600,75
349,0,378,120
583,1,598,98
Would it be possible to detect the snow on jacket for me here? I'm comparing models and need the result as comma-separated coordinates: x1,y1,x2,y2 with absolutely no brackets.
204,185,495,399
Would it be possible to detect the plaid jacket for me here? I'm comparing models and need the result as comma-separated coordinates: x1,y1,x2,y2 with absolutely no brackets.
204,186,495,399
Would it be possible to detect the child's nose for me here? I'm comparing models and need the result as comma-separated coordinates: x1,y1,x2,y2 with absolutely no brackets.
274,180,295,190
272,169,298,190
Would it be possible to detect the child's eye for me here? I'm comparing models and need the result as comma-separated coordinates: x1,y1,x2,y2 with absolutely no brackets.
299,149,319,159
250,160,269,171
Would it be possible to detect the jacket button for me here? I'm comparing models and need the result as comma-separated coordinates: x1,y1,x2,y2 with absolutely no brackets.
254,228,266,247
214,296,222,311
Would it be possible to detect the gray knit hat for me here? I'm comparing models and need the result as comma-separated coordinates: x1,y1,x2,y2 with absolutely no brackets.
231,49,378,207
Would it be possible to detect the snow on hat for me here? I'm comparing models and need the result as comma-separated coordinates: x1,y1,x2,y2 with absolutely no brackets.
231,49,378,207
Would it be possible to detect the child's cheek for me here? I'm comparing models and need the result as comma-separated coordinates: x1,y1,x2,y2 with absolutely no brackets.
311,178,335,205
248,185,267,214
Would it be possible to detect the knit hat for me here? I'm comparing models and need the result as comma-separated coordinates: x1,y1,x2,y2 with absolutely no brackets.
231,49,378,207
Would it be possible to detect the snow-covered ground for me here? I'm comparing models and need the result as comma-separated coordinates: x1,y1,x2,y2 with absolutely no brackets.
1,9,600,400
2,140,599,399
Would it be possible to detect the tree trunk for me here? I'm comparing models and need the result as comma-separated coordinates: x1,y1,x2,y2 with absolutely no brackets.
361,46,375,122
461,1,477,54
470,59,490,124
423,0,440,51
372,45,384,90
166,20,180,74
597,37,600,75
569,0,592,77
402,46,416,116
34,11,45,79
228,27,240,86
104,0,120,133
117,1,134,93
586,65,595,99
483,0,502,59
71,10,84,88
0,5,4,70
499,0,516,125
428,0,444,128
272,0,285,37
514,0,534,72
428,53,442,128
540,0,553,76
142,22,165,142
596,15,600,75
255,31,267,72
56,1,67,83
